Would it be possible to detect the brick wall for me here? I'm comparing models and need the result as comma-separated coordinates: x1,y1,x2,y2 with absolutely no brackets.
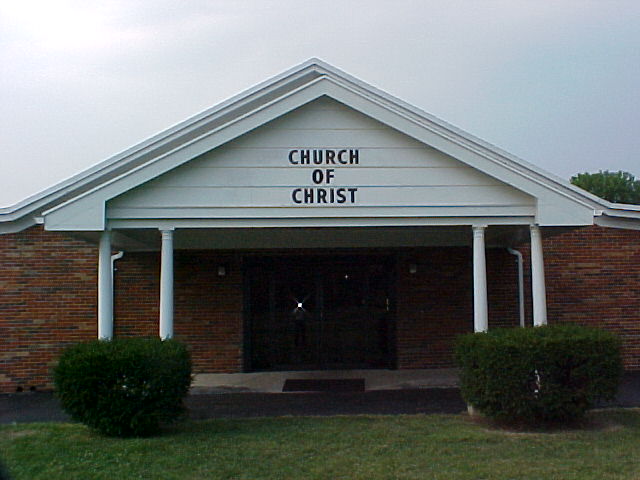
487,248,521,329
396,248,472,369
531,226,640,369
113,252,159,338
174,252,244,372
2,224,639,393
0,226,97,393
0,233,246,393
114,251,244,374
395,247,520,369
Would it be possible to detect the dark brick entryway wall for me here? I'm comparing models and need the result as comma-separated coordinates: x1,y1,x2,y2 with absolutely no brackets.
395,247,521,369
395,248,472,369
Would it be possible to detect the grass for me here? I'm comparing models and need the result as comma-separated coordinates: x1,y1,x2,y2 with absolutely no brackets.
1,410,640,479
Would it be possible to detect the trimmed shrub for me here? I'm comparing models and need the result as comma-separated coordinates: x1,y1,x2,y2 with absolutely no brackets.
54,337,192,437
455,325,622,425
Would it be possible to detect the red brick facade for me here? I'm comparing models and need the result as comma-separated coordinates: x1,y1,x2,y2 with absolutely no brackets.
0,227,97,392
1,225,639,393
113,251,245,373
536,226,640,369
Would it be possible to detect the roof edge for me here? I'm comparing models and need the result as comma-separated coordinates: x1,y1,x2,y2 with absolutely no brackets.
2,57,639,232
0,58,331,222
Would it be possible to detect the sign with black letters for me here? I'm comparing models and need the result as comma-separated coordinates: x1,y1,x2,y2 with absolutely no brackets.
288,148,359,205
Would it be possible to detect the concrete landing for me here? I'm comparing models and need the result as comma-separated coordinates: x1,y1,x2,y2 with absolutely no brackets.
192,368,459,394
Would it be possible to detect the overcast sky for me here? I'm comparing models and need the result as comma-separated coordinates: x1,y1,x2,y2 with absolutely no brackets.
1,0,639,207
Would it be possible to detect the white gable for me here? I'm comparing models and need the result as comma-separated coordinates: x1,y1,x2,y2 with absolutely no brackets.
107,97,534,225
7,58,630,233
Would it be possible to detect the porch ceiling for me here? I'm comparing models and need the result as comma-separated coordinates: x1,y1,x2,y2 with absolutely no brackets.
76,225,533,252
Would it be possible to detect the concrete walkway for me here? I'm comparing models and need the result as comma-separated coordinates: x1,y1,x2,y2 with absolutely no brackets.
192,368,459,393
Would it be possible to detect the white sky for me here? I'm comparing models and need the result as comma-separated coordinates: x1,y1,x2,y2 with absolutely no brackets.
1,0,639,207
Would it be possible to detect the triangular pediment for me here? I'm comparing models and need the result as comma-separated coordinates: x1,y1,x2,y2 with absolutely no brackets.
108,97,535,220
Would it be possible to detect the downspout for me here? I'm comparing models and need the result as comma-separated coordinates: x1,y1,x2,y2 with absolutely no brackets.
507,248,525,327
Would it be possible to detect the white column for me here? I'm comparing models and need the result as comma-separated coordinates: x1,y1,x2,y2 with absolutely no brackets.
159,228,174,339
473,226,488,333
98,230,113,340
530,224,548,326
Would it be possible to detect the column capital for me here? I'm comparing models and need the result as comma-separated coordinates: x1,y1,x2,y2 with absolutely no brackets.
160,229,174,241
472,226,486,240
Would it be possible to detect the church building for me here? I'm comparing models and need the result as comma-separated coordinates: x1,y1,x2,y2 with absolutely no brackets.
1,59,639,393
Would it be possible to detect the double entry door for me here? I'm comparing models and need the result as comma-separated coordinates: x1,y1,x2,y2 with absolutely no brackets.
246,255,395,371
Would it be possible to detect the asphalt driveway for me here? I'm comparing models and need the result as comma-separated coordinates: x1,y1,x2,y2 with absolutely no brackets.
1,372,639,424
0,388,466,424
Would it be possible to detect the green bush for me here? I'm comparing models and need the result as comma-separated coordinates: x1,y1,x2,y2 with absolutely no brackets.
54,337,192,437
455,325,622,425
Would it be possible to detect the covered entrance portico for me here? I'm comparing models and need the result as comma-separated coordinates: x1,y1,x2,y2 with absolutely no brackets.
89,221,550,381
36,59,612,386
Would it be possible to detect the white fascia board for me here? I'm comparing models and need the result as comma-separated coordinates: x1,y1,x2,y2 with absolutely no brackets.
586,196,640,227
598,204,640,230
0,215,41,234
44,200,105,231
606,202,640,211
603,204,640,217
595,215,640,230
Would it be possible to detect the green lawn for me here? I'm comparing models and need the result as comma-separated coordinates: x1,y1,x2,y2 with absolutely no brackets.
1,410,640,480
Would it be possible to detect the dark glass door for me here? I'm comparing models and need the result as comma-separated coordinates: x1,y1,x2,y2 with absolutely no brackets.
246,255,394,371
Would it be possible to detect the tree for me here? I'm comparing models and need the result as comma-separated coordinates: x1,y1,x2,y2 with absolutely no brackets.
571,170,640,204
